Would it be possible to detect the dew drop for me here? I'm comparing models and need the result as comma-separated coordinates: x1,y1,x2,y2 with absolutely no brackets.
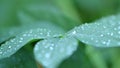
110,33,113,36
40,32,43,35
103,26,107,28
118,31,120,34
106,40,111,46
8,46,11,48
100,34,104,37
20,37,23,40
49,47,53,50
72,31,76,34
102,41,106,45
0,52,2,54
19,40,22,43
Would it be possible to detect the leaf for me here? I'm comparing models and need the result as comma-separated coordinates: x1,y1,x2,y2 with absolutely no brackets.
68,14,120,47
0,22,65,59
34,36,78,68
0,22,64,43
0,48,37,68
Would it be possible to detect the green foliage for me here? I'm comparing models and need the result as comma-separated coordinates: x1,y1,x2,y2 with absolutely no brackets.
34,37,78,68
0,0,120,68
68,14,120,47
0,22,64,59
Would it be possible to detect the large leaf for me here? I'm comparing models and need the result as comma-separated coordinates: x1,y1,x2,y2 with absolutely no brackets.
34,36,78,68
0,22,64,43
68,14,120,47
0,22,65,59
0,48,37,68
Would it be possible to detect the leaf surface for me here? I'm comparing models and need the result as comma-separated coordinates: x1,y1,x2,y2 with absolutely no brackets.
68,14,120,47
34,37,78,68
0,23,64,59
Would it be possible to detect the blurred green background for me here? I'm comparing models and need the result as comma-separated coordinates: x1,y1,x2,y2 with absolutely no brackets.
1,0,120,68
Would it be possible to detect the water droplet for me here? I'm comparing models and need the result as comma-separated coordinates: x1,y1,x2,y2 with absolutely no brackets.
102,41,106,45
100,34,104,37
19,40,22,43
8,46,11,48
118,31,120,34
40,32,43,35
0,52,2,54
20,37,23,40
72,31,76,34
49,47,53,50
106,40,111,46
110,33,114,36
103,26,107,28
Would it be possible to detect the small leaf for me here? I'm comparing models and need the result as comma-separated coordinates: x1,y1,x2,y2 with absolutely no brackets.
0,23,64,59
68,14,120,47
34,36,78,68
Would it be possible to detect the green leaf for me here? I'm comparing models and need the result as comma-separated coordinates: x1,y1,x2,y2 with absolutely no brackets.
34,36,78,68
0,23,65,59
0,22,64,43
68,14,120,47
0,48,37,68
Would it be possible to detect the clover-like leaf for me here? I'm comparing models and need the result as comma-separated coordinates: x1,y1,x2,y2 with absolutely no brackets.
0,23,65,59
34,36,78,68
68,14,120,47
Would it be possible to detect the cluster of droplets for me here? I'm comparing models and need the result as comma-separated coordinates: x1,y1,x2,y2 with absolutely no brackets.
0,27,64,59
34,37,78,68
68,14,120,47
